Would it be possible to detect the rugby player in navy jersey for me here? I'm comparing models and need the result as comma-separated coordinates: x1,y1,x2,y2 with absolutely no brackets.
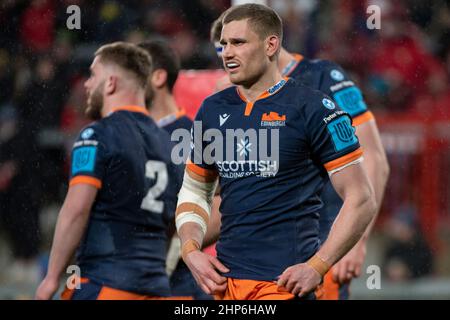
175,4,376,300
210,8,389,300
35,42,184,300
139,40,216,300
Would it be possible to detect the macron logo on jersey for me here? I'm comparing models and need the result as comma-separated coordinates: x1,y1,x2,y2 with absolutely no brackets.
220,113,231,126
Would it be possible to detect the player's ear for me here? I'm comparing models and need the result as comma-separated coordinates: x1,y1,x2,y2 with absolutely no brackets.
266,35,280,59
151,69,168,89
105,75,117,95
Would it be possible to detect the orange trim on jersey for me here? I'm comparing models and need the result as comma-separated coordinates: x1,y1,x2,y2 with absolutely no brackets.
244,101,254,116
69,175,102,189
236,77,289,116
96,287,148,300
111,105,150,116
215,278,296,300
60,277,90,300
324,148,363,172
175,108,186,119
352,111,375,126
283,53,304,77
186,166,217,183
186,159,218,180
97,286,192,300
316,270,339,300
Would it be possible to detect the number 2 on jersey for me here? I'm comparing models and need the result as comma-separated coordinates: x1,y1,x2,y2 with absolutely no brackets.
140,160,168,214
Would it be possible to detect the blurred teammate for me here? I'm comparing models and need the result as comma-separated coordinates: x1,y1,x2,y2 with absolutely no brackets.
210,7,390,299
138,40,213,300
176,4,376,300
138,40,192,133
35,42,184,300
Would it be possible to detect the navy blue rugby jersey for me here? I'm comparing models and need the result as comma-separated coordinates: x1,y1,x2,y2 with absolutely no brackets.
187,78,363,281
69,105,183,296
284,54,374,243
157,109,193,135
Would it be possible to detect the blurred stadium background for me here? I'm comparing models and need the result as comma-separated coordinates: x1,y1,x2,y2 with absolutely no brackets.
0,0,449,299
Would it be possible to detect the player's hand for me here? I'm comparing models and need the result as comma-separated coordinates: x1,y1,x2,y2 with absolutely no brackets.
277,263,322,298
35,277,59,300
332,240,367,284
184,250,229,295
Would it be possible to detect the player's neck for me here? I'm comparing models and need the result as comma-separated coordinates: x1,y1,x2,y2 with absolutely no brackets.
239,64,283,102
102,92,147,117
148,90,180,122
278,48,296,72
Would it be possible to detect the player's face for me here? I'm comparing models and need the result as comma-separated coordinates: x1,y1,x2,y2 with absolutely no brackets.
221,19,268,86
84,57,105,120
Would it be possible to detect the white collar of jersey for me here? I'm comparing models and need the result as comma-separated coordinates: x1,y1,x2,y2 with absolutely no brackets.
281,53,303,77
157,113,177,127
156,109,186,128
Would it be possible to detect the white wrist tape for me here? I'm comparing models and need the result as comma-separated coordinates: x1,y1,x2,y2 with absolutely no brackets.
175,212,208,236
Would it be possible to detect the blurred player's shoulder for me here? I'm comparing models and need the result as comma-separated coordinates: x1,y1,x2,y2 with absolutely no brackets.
285,77,333,103
200,85,240,111
296,58,353,85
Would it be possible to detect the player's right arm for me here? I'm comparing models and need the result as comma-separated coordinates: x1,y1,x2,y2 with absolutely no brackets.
176,165,229,295
175,102,229,295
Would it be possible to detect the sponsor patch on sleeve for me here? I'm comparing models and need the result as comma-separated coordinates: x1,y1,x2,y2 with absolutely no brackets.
72,146,97,175
327,116,358,152
332,87,368,116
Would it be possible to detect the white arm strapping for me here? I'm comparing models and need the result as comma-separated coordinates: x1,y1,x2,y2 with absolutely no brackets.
175,171,218,234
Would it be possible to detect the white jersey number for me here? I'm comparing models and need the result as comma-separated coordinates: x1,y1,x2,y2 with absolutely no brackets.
140,160,168,214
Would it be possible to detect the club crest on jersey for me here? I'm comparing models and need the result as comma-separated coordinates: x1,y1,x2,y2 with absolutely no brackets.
261,112,286,127
322,98,336,110
330,69,345,81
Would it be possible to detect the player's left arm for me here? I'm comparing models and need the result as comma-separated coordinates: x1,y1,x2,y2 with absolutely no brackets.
35,184,97,300
332,119,390,283
277,160,376,297
321,62,390,283
36,124,107,300
277,92,376,297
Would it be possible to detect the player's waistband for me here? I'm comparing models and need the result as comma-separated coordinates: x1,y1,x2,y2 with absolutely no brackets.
214,278,316,300
61,277,192,300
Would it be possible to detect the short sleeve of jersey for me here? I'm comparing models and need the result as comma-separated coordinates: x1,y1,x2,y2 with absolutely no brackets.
318,61,374,126
69,124,109,189
301,92,363,174
187,102,218,181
